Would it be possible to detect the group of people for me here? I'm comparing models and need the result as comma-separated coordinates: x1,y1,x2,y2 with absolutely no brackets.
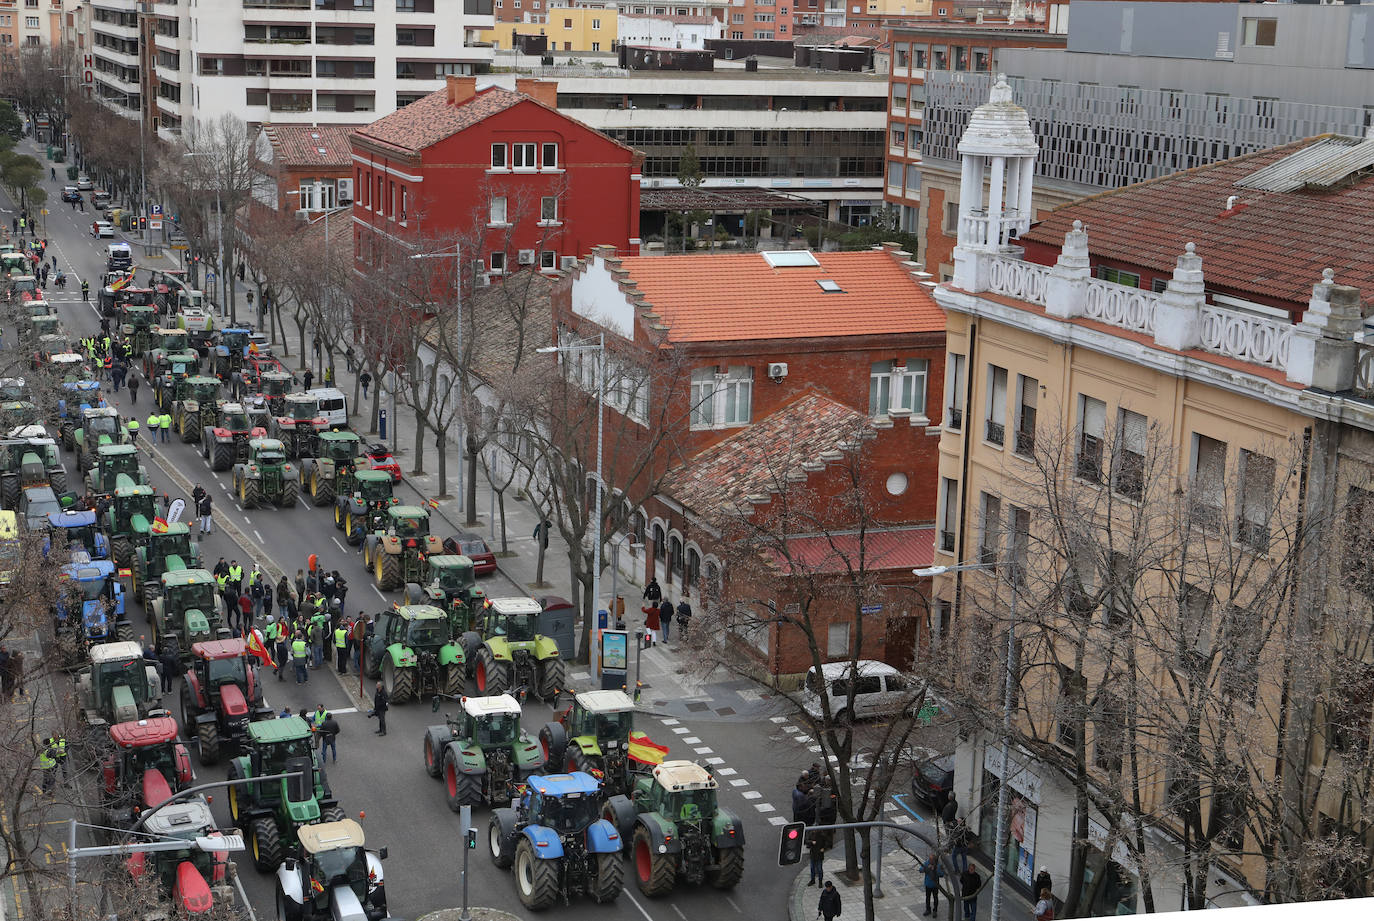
75,331,140,398
258,558,358,686
640,577,692,644
790,763,839,885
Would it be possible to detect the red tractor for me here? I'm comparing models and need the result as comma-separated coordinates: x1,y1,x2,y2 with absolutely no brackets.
126,796,234,916
200,401,267,471
180,638,275,765
100,715,195,828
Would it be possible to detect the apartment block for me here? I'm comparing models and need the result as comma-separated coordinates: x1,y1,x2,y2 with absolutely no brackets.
0,0,64,50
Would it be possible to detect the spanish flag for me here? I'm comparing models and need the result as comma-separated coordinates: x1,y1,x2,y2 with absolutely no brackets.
110,269,136,292
246,628,275,669
627,732,670,767
310,878,325,894
150,515,169,534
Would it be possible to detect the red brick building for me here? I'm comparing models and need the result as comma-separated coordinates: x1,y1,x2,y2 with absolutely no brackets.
255,124,355,219
552,244,947,680
350,76,641,280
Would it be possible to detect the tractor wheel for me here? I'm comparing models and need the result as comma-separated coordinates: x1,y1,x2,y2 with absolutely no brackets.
633,825,677,897
226,763,245,824
443,747,482,811
198,720,220,766
275,881,304,921
333,504,345,530
537,657,566,702
513,837,561,911
474,646,509,696
61,424,74,451
321,806,347,824
361,539,371,567
710,846,744,890
211,442,233,472
539,722,567,771
201,438,210,460
363,642,381,681
115,622,135,643
423,735,443,778
279,480,298,508
182,416,200,444
591,851,626,904
443,663,464,697
488,813,516,869
249,817,282,873
377,552,401,591
0,478,17,508
566,746,598,777
385,661,415,705
49,468,67,496
110,536,132,569
602,796,637,852
310,472,334,507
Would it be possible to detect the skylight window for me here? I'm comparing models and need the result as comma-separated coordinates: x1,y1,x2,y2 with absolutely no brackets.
817,279,843,293
762,250,820,268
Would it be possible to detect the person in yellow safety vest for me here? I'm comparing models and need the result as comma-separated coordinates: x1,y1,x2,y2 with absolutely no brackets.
334,623,348,675
53,736,68,778
38,740,58,794
127,418,139,443
158,412,171,444
215,571,228,595
228,562,243,590
102,336,111,355
291,634,309,684
146,412,159,444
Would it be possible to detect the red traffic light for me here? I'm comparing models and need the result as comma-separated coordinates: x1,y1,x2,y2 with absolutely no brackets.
788,828,801,839
778,821,806,866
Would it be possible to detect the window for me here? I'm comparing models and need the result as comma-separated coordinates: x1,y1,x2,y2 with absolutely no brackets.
689,367,752,428
1179,584,1213,667
1056,667,1086,748
512,143,536,168
938,478,958,553
1062,544,1096,618
943,199,960,234
1103,551,1131,626
591,17,601,28
1115,410,1147,500
490,143,506,169
1096,265,1140,288
1094,693,1125,775
1190,434,1228,528
1220,605,1260,705
591,42,600,52
1242,17,1277,47
1076,395,1106,483
827,623,850,657
869,359,927,417
388,181,396,217
1343,487,1374,600
1008,506,1029,585
375,175,383,212
25,15,39,27
397,0,415,8
670,536,684,579
540,250,557,270
985,365,1007,446
978,492,1001,568
945,353,965,430
1237,450,1275,550
489,196,507,224
540,196,558,222
563,17,572,27
1326,659,1374,754
1013,375,1037,456
398,186,407,221
541,142,558,168
490,251,506,273
653,523,666,560
355,0,374,7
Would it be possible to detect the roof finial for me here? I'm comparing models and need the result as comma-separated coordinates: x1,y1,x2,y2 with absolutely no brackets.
1185,242,1196,255
1321,267,1335,284
988,73,1013,105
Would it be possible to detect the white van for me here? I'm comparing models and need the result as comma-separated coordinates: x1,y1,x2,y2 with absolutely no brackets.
801,659,918,723
308,387,348,429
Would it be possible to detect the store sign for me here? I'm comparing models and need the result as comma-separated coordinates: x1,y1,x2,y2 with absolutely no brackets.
82,54,94,95
983,745,1044,804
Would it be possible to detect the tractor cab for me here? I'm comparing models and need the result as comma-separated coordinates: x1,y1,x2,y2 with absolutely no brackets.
131,798,229,916
296,820,374,905
644,761,720,822
0,378,27,403
217,329,252,358
190,638,248,692
112,485,157,533
567,689,637,746
258,371,292,411
457,694,524,748
29,313,63,337
105,716,192,812
386,506,431,540
0,401,39,429
482,597,542,643
56,561,121,642
148,526,195,570
284,394,321,422
47,509,108,559
525,772,606,834
432,556,477,595
244,717,319,808
315,429,362,463
248,439,287,467
83,408,121,438
354,470,395,503
59,379,104,410
220,405,253,433
184,377,221,406
91,444,147,493
158,570,222,653
85,641,160,722
152,328,190,355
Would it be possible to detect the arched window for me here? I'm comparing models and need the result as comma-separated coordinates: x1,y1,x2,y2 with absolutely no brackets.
632,511,647,549
705,562,722,608
686,548,701,588
670,536,684,580
652,524,666,561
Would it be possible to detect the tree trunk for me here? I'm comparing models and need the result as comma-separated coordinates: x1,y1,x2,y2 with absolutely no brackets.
496,490,508,553
860,827,876,921
575,564,593,664
296,320,308,371
435,427,448,498
465,445,478,526
535,517,548,586
368,377,379,435
411,404,425,475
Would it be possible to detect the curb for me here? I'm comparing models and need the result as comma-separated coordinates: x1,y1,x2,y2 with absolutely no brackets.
417,909,522,921
789,862,811,921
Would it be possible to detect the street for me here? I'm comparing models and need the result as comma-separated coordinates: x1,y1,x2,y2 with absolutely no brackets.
5,151,854,921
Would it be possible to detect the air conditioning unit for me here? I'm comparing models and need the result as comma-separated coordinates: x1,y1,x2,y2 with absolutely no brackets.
560,255,577,270
336,178,354,204
294,209,310,221
475,273,491,287
646,179,660,188
767,362,789,380
517,249,536,265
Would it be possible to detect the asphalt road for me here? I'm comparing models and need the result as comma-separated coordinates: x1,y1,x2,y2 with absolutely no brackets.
13,163,825,921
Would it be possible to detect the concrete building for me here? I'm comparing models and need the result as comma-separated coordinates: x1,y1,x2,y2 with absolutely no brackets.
617,12,724,49
0,0,64,50
929,77,1374,909
917,1,1373,280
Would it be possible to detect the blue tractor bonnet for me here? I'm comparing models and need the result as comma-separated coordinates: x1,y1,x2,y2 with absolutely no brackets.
50,509,97,528
529,772,604,797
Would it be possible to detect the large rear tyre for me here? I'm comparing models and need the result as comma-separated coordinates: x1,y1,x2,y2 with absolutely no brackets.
377,553,401,591
241,478,261,510
591,852,625,904
538,722,567,771
321,806,347,824
311,472,334,507
423,734,443,778
710,846,744,890
249,817,282,873
566,746,598,777
181,416,200,444
489,812,516,869
197,720,220,766
363,642,381,680
279,480,298,508
227,763,245,824
211,442,233,471
514,837,560,911
474,646,509,696
49,468,67,496
0,478,18,507
333,504,345,530
385,661,415,704
443,663,464,697
110,536,132,569
443,747,482,811
115,622,135,643
633,825,677,897
537,657,566,702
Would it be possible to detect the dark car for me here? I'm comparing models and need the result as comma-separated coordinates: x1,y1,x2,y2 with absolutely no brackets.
19,485,62,533
61,186,81,203
911,753,955,814
442,530,496,575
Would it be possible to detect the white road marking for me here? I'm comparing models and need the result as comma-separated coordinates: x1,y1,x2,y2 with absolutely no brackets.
753,803,775,813
670,904,689,921
808,745,822,753
729,779,749,787
671,727,689,735
659,717,679,725
372,585,386,600
254,530,264,543
330,707,359,715
705,756,724,765
716,767,737,776
694,747,713,755
620,889,657,921
741,791,761,800
332,537,346,552
682,736,701,744
767,816,788,827
769,716,788,723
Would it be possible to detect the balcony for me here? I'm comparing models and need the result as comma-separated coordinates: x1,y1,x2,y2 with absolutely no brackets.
985,420,1004,447
938,530,955,554
946,406,962,431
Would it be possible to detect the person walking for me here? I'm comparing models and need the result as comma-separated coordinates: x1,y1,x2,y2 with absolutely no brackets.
38,740,59,795
158,646,179,693
128,372,140,405
923,854,945,917
291,632,310,684
249,567,264,618
268,618,287,680
658,599,673,645
818,881,841,921
644,601,660,646
791,774,814,824
360,370,371,399
370,683,389,736
262,582,275,622
1034,888,1055,921
228,560,243,593
230,368,242,400
303,368,313,391
319,713,340,764
334,621,348,674
197,491,213,538
642,577,662,606
806,831,827,886
158,411,171,443
951,817,971,874
961,865,982,921
940,790,959,831
1034,868,1053,904
237,594,253,637
81,279,89,301
676,598,693,640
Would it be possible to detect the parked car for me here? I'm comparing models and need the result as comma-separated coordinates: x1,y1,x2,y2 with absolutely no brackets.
61,186,80,203
910,752,955,814
90,220,113,239
92,190,111,209
443,531,496,575
800,659,921,722
76,174,93,191
365,443,402,483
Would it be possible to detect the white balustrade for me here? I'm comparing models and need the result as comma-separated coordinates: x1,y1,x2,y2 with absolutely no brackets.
1083,279,1159,335
987,256,1050,305
1198,306,1293,370
1353,344,1374,396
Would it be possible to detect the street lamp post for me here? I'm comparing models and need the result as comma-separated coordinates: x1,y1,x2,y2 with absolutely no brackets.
914,559,1020,921
537,334,606,646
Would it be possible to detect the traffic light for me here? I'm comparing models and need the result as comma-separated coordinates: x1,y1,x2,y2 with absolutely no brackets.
778,822,805,866
465,828,477,850
138,216,147,231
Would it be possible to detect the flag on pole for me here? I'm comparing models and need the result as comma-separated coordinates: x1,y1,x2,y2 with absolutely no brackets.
150,515,169,534
246,628,276,669
626,732,670,766
110,269,136,292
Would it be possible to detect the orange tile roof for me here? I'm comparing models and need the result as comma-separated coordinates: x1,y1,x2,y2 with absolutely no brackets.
262,124,355,169
351,85,524,155
619,250,943,343
1021,136,1374,307
775,528,936,574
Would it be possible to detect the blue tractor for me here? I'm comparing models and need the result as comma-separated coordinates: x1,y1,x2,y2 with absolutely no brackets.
487,771,626,910
213,328,253,381
45,509,111,560
55,557,134,659
57,380,105,450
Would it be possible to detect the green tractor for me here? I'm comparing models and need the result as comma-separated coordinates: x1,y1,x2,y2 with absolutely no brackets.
601,760,746,896
538,689,668,797
149,568,224,662
225,716,346,873
334,469,396,545
172,375,222,444
133,524,200,608
405,554,487,631
360,604,465,704
150,351,201,408
76,640,165,731
74,405,129,473
299,429,364,507
1,432,67,501
462,596,566,701
29,313,63,342
422,693,544,809
120,303,158,356
86,444,149,496
231,438,300,509
144,326,194,374
361,506,443,590
103,479,157,569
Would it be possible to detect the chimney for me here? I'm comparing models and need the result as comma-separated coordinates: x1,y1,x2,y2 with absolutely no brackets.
515,78,559,109
446,75,477,106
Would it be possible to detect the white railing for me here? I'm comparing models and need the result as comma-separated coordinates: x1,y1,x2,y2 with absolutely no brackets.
1199,305,1292,371
1083,279,1159,336
987,256,1050,306
1356,345,1374,397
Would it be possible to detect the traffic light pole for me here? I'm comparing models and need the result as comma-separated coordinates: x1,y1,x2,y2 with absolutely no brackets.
460,803,473,921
